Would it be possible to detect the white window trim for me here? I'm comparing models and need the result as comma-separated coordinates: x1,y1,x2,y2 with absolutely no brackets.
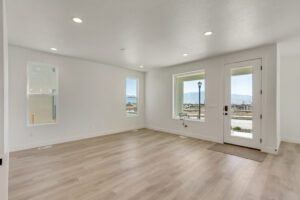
126,77,139,117
26,62,59,127
172,69,206,122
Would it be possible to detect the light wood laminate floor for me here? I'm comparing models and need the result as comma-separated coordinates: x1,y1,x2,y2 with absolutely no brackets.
9,129,300,200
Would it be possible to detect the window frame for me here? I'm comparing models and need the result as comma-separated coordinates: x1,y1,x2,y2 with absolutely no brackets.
125,77,139,117
172,69,206,122
26,62,59,127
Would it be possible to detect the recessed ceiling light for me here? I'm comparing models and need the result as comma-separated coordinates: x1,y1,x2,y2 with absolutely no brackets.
139,65,144,68
72,17,83,23
204,31,213,36
183,53,188,57
50,47,57,51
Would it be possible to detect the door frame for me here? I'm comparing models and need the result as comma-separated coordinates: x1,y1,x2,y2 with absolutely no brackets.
223,59,262,150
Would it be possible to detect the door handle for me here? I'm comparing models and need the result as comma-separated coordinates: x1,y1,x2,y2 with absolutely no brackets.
224,105,228,112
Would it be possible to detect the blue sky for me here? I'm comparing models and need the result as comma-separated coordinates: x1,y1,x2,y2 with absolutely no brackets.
183,80,205,93
126,78,137,96
183,74,252,96
231,74,252,96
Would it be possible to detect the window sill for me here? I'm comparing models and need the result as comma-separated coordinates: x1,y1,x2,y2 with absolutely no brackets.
172,117,205,123
126,113,139,117
27,122,56,127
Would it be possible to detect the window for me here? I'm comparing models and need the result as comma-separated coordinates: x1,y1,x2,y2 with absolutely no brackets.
231,66,253,139
173,70,205,120
126,78,138,116
27,63,58,126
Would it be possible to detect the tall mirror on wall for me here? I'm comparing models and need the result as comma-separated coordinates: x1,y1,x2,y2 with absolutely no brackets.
27,63,58,126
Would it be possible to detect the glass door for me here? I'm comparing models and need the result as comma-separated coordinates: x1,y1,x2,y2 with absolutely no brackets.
223,59,262,149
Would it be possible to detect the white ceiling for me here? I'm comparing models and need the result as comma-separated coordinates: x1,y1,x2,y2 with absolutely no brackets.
7,0,300,69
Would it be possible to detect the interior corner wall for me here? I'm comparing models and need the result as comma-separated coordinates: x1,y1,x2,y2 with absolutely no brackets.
276,44,281,149
145,44,278,154
279,55,300,144
8,45,145,152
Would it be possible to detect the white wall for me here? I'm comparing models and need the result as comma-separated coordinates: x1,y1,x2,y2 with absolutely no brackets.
0,0,9,199
0,0,7,155
277,36,300,144
145,44,279,153
279,55,300,143
276,47,281,148
8,45,145,152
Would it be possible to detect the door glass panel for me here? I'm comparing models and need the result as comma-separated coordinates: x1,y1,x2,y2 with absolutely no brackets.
231,66,253,139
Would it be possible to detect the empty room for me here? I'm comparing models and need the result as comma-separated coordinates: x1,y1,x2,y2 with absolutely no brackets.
1,0,300,199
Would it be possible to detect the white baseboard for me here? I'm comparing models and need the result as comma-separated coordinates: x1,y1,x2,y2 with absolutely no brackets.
261,146,278,154
146,126,281,154
146,125,223,143
10,127,145,152
0,153,9,200
281,137,300,144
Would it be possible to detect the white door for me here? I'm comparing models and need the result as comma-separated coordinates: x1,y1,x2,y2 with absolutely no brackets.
223,59,262,149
